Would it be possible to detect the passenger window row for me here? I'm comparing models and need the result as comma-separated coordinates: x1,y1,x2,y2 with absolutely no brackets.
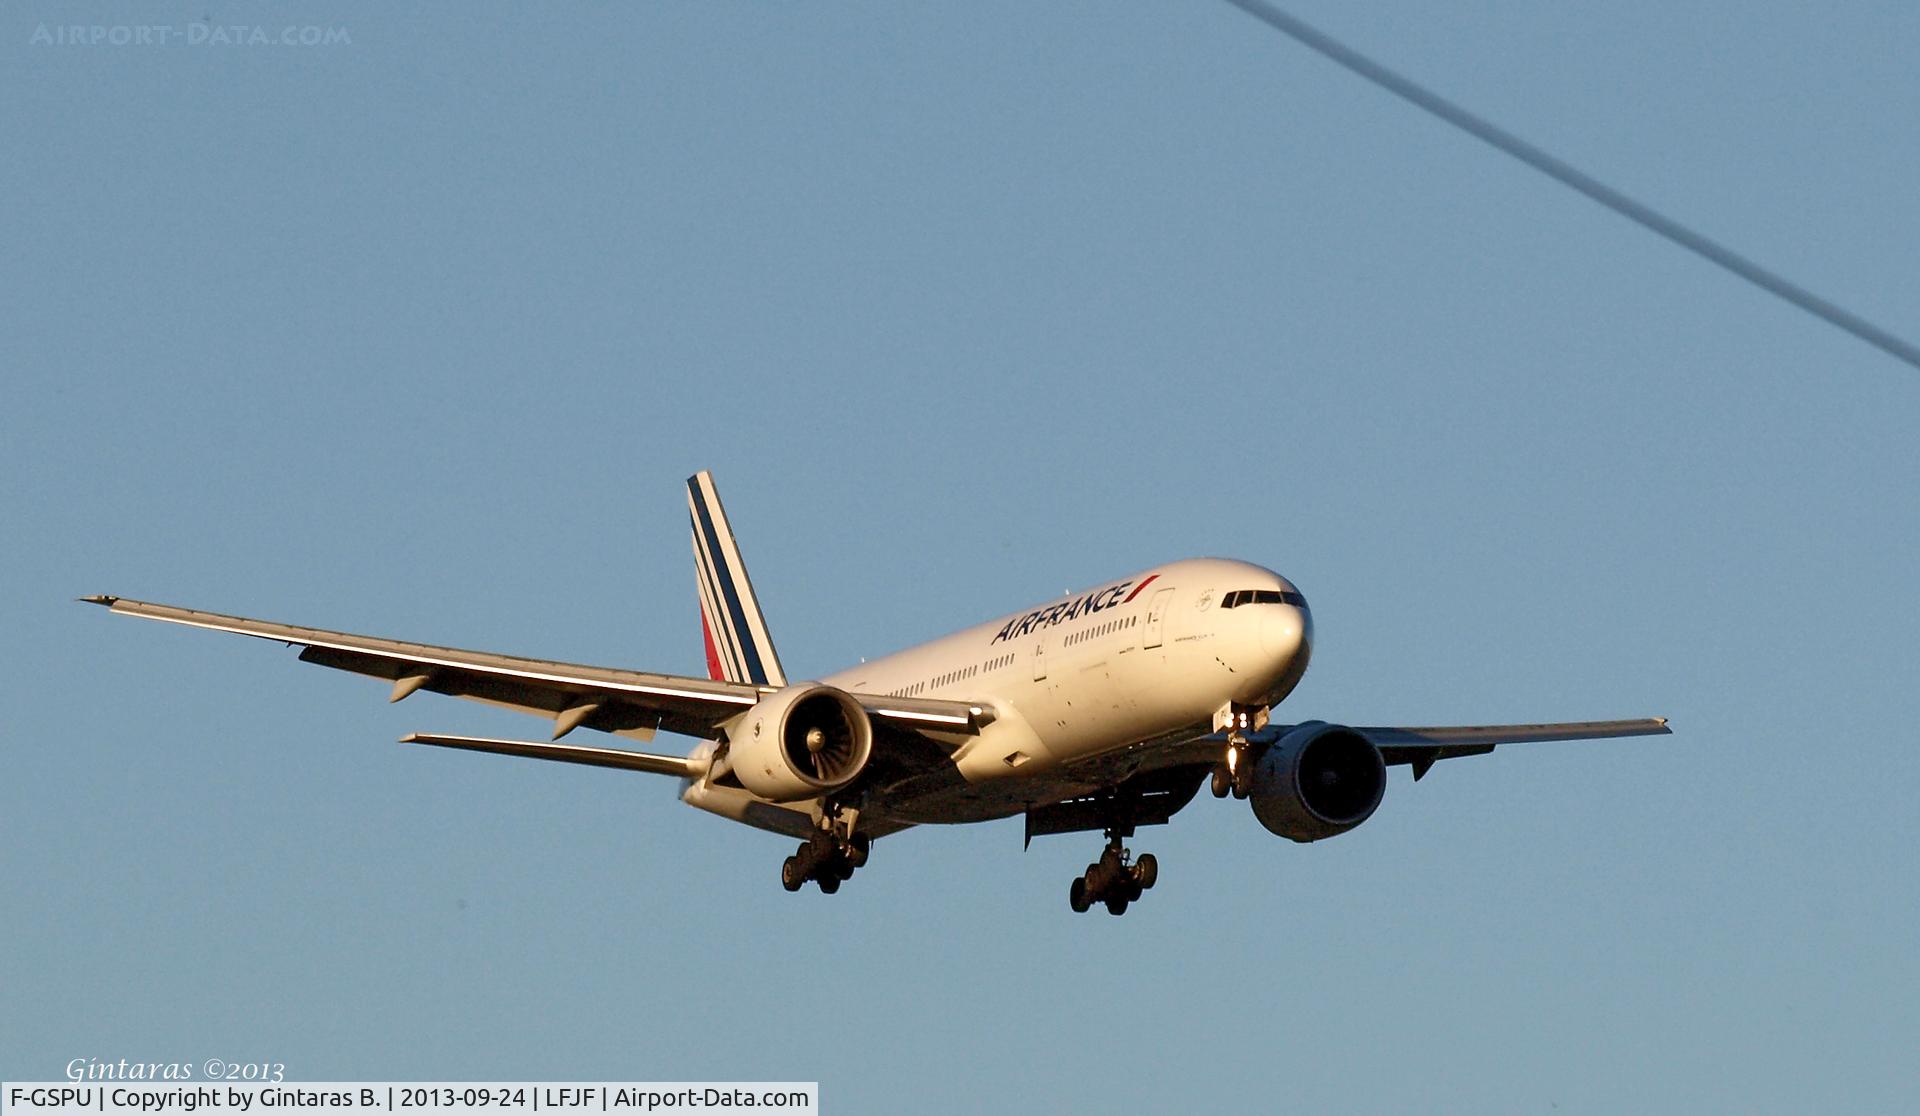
892,651,1017,697
1065,614,1137,646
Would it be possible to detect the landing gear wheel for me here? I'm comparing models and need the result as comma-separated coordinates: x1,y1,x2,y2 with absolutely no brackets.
1224,740,1255,799
1070,817,1159,914
783,803,867,895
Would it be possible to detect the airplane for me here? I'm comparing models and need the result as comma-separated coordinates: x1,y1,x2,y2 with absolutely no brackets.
84,470,1670,914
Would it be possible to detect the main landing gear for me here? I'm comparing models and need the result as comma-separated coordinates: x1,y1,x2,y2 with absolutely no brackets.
781,808,870,895
1067,827,1157,916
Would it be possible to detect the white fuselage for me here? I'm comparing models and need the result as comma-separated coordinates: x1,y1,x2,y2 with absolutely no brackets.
681,558,1312,831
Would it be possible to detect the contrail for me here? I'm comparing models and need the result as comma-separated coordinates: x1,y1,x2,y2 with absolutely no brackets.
1219,0,1920,372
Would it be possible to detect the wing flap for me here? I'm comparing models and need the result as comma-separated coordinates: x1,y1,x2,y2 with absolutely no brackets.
297,645,689,740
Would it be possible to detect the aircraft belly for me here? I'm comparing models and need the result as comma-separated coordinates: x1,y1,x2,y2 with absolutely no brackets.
680,780,818,839
869,689,1215,828
873,772,1096,826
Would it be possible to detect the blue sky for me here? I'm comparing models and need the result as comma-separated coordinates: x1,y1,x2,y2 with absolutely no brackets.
4,3,1917,1112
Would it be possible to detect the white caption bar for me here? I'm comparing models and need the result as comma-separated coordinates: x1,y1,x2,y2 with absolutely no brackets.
3,1085,817,1116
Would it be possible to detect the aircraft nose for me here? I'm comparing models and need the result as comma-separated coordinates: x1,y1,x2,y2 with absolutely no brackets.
1259,605,1308,663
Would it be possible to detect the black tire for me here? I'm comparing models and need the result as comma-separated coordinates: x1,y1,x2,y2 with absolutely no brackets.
1211,766,1232,798
1069,877,1090,913
846,836,870,869
781,855,804,892
817,874,841,894
1105,895,1128,916
834,856,856,881
1231,775,1251,800
1133,853,1158,890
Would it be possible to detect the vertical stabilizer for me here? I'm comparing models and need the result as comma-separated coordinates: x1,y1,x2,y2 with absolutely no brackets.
686,471,787,688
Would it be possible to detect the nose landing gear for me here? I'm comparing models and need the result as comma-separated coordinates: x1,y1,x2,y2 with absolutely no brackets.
1210,705,1267,799
1209,743,1254,799
1068,827,1157,915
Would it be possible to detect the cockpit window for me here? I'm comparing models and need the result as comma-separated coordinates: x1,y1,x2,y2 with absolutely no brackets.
1221,588,1307,609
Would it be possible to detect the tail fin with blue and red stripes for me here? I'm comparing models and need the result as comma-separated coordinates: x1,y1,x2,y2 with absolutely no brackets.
686,471,787,688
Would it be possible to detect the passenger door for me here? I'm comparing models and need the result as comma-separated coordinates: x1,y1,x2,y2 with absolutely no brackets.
1143,587,1174,649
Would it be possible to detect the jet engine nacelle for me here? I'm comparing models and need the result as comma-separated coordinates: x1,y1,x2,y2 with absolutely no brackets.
727,683,874,802
1249,721,1387,842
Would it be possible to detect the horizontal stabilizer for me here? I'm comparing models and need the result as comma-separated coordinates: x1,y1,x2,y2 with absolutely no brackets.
400,733,700,777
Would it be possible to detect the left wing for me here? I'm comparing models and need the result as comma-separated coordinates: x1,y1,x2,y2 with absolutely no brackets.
1026,717,1672,841
82,596,993,741
1070,717,1672,786
1355,718,1672,779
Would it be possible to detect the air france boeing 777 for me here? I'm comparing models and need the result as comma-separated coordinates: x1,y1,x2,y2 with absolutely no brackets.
86,472,1669,914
